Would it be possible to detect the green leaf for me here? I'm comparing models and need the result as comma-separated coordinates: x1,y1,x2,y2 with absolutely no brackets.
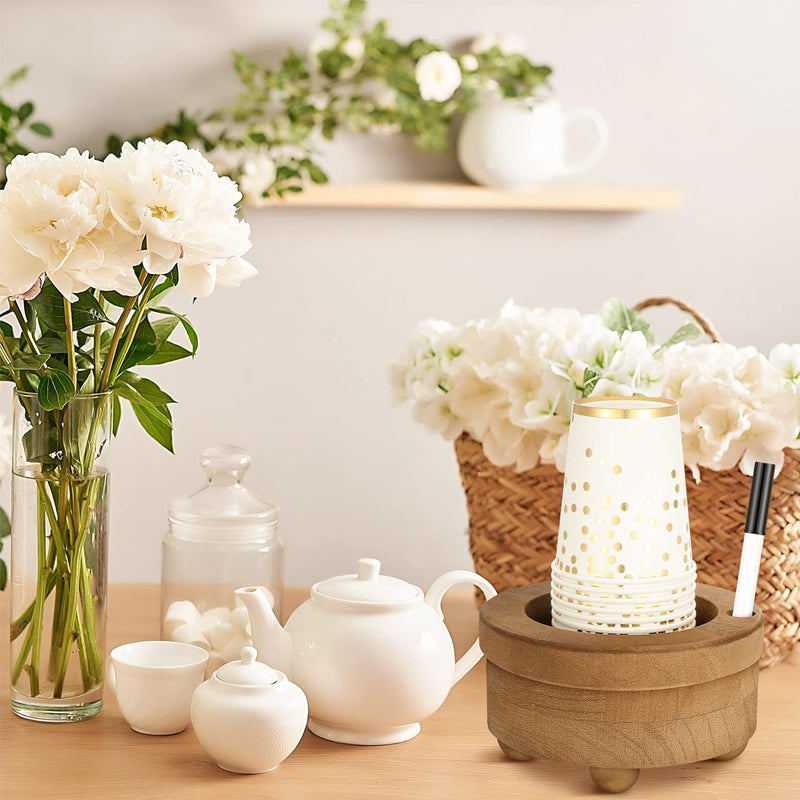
0,507,10,539
601,299,655,345
151,317,179,347
0,559,6,591
17,102,33,122
29,122,52,137
660,322,702,350
149,307,198,354
307,163,328,184
30,284,111,331
10,353,49,371
129,399,174,452
119,317,158,372
36,333,70,354
141,342,193,365
37,370,75,411
112,393,122,436
115,371,176,406
581,368,601,398
101,291,134,309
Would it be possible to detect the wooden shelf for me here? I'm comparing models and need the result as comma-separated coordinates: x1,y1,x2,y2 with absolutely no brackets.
251,181,683,211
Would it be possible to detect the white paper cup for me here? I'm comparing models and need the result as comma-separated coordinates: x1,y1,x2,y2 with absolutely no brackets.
550,584,695,611
108,641,209,735
553,397,695,585
552,562,696,593
550,594,695,622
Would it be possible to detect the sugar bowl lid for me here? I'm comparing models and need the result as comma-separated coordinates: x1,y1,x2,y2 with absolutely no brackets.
216,647,279,686
312,558,422,607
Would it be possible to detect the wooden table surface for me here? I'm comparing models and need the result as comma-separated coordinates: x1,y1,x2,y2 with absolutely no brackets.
1,585,798,799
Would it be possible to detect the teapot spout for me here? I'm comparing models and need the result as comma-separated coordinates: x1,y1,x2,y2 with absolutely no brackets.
235,586,293,676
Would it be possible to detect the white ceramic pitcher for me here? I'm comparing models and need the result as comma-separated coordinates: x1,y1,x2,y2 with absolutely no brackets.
457,97,609,190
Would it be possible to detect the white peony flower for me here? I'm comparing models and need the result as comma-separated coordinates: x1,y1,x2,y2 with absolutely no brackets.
415,51,462,102
662,343,799,479
470,32,527,55
460,54,479,72
104,139,256,298
0,149,142,300
238,151,277,200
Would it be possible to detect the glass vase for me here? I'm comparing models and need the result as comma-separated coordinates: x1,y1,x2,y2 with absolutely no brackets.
9,390,111,722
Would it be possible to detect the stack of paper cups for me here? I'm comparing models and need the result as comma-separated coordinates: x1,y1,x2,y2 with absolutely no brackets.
551,396,696,634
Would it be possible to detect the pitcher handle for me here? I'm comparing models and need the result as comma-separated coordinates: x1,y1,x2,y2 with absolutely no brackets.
424,570,497,686
560,107,609,175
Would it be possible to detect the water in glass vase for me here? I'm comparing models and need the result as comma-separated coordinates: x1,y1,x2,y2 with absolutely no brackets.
10,466,109,722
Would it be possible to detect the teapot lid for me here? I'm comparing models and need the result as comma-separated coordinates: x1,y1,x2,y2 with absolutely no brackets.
312,559,421,607
216,646,279,686
168,445,279,542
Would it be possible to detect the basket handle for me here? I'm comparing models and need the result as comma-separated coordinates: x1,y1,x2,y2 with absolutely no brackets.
633,296,722,343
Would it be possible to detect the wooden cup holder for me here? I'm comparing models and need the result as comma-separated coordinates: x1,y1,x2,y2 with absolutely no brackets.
479,582,763,793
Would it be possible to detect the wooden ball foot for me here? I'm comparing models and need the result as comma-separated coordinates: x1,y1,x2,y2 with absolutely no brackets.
713,743,747,761
497,740,533,762
589,767,640,793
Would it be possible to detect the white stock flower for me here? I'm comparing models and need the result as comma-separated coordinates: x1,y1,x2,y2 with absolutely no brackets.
0,149,142,300
662,343,798,479
238,151,277,200
415,51,462,102
388,320,465,440
770,343,800,385
204,145,244,178
470,32,527,55
104,139,256,298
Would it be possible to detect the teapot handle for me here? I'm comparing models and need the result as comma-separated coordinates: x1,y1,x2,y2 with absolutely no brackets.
424,570,497,686
560,107,609,175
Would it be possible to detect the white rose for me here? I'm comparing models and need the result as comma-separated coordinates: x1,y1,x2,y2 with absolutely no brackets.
415,51,462,102
238,152,277,200
104,139,256,298
0,149,142,301
460,54,479,72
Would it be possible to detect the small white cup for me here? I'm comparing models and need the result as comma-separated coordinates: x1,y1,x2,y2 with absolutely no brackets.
108,641,209,735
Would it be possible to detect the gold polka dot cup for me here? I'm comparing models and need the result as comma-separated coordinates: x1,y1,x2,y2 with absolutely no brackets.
551,396,696,634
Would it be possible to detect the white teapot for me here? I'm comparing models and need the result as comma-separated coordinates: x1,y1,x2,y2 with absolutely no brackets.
457,96,609,190
236,558,496,745
191,646,308,773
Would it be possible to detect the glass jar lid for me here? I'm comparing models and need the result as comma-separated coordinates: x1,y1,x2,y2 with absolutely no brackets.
312,559,422,606
168,445,279,541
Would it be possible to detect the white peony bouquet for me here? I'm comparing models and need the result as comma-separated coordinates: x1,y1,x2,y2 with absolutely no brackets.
391,301,800,479
0,139,256,448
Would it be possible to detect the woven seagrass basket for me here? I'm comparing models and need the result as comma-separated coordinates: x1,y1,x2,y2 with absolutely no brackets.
456,297,800,668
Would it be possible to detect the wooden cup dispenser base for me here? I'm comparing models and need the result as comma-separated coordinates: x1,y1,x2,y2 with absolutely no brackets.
479,582,763,793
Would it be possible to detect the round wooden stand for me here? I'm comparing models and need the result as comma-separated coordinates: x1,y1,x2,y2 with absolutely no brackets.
479,583,762,793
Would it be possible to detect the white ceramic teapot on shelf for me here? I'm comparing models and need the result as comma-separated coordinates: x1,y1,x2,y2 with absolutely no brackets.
457,96,609,190
236,558,496,745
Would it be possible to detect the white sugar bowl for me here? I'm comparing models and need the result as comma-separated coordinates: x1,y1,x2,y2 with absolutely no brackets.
191,646,308,774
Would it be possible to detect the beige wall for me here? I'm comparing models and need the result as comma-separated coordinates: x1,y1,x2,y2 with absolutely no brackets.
1,1,799,586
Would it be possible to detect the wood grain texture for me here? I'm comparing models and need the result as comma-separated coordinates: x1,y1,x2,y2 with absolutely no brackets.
250,181,684,211
481,583,762,771
1,585,798,799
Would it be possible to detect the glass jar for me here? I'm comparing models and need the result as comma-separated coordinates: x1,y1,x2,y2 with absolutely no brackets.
161,446,282,672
